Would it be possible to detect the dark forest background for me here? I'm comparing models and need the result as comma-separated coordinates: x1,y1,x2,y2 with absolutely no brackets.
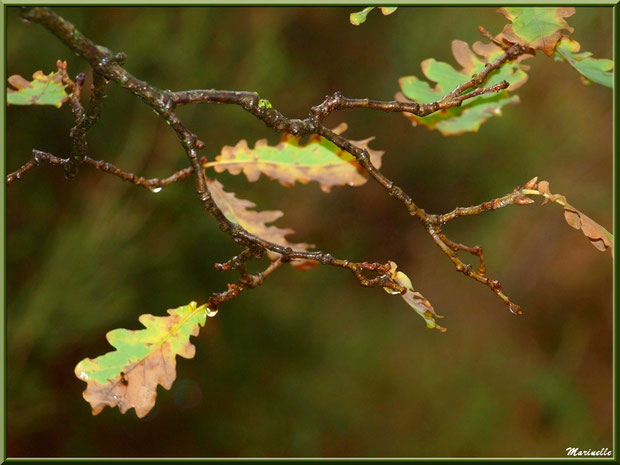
6,6,613,457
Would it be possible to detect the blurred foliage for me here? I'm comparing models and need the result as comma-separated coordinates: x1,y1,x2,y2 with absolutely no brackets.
350,7,397,26
6,6,612,458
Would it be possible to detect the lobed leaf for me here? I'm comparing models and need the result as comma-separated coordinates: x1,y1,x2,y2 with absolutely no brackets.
207,177,317,269
383,262,445,332
554,37,613,88
350,7,397,26
497,7,575,56
204,123,384,193
75,301,215,418
7,61,71,108
397,40,529,135
522,178,613,256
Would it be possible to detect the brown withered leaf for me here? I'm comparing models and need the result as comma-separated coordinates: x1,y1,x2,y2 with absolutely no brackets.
535,180,568,205
563,204,613,255
207,178,317,269
522,178,613,256
204,123,384,193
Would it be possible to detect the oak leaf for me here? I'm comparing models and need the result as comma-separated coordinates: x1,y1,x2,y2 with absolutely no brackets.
204,123,384,193
75,301,215,418
7,61,71,108
563,206,613,255
397,40,529,136
554,37,613,88
497,7,575,56
207,177,317,269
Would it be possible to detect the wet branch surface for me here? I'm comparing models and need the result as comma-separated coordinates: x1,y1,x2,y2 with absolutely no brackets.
7,150,195,190
9,6,532,316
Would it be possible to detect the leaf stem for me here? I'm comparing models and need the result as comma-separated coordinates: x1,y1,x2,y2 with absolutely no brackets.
522,188,567,206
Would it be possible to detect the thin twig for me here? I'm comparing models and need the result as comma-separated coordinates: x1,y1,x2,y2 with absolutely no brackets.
7,149,194,190
432,188,533,225
427,224,522,315
437,232,486,276
208,258,285,310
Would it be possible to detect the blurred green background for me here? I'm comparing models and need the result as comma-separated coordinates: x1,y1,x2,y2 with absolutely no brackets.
6,6,613,458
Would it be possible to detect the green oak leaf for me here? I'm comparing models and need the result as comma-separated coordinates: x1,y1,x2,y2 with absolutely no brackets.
554,37,613,88
498,7,575,56
7,69,70,108
397,40,529,136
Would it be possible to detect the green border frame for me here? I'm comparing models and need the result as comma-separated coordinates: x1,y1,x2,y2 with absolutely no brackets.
1,1,616,461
